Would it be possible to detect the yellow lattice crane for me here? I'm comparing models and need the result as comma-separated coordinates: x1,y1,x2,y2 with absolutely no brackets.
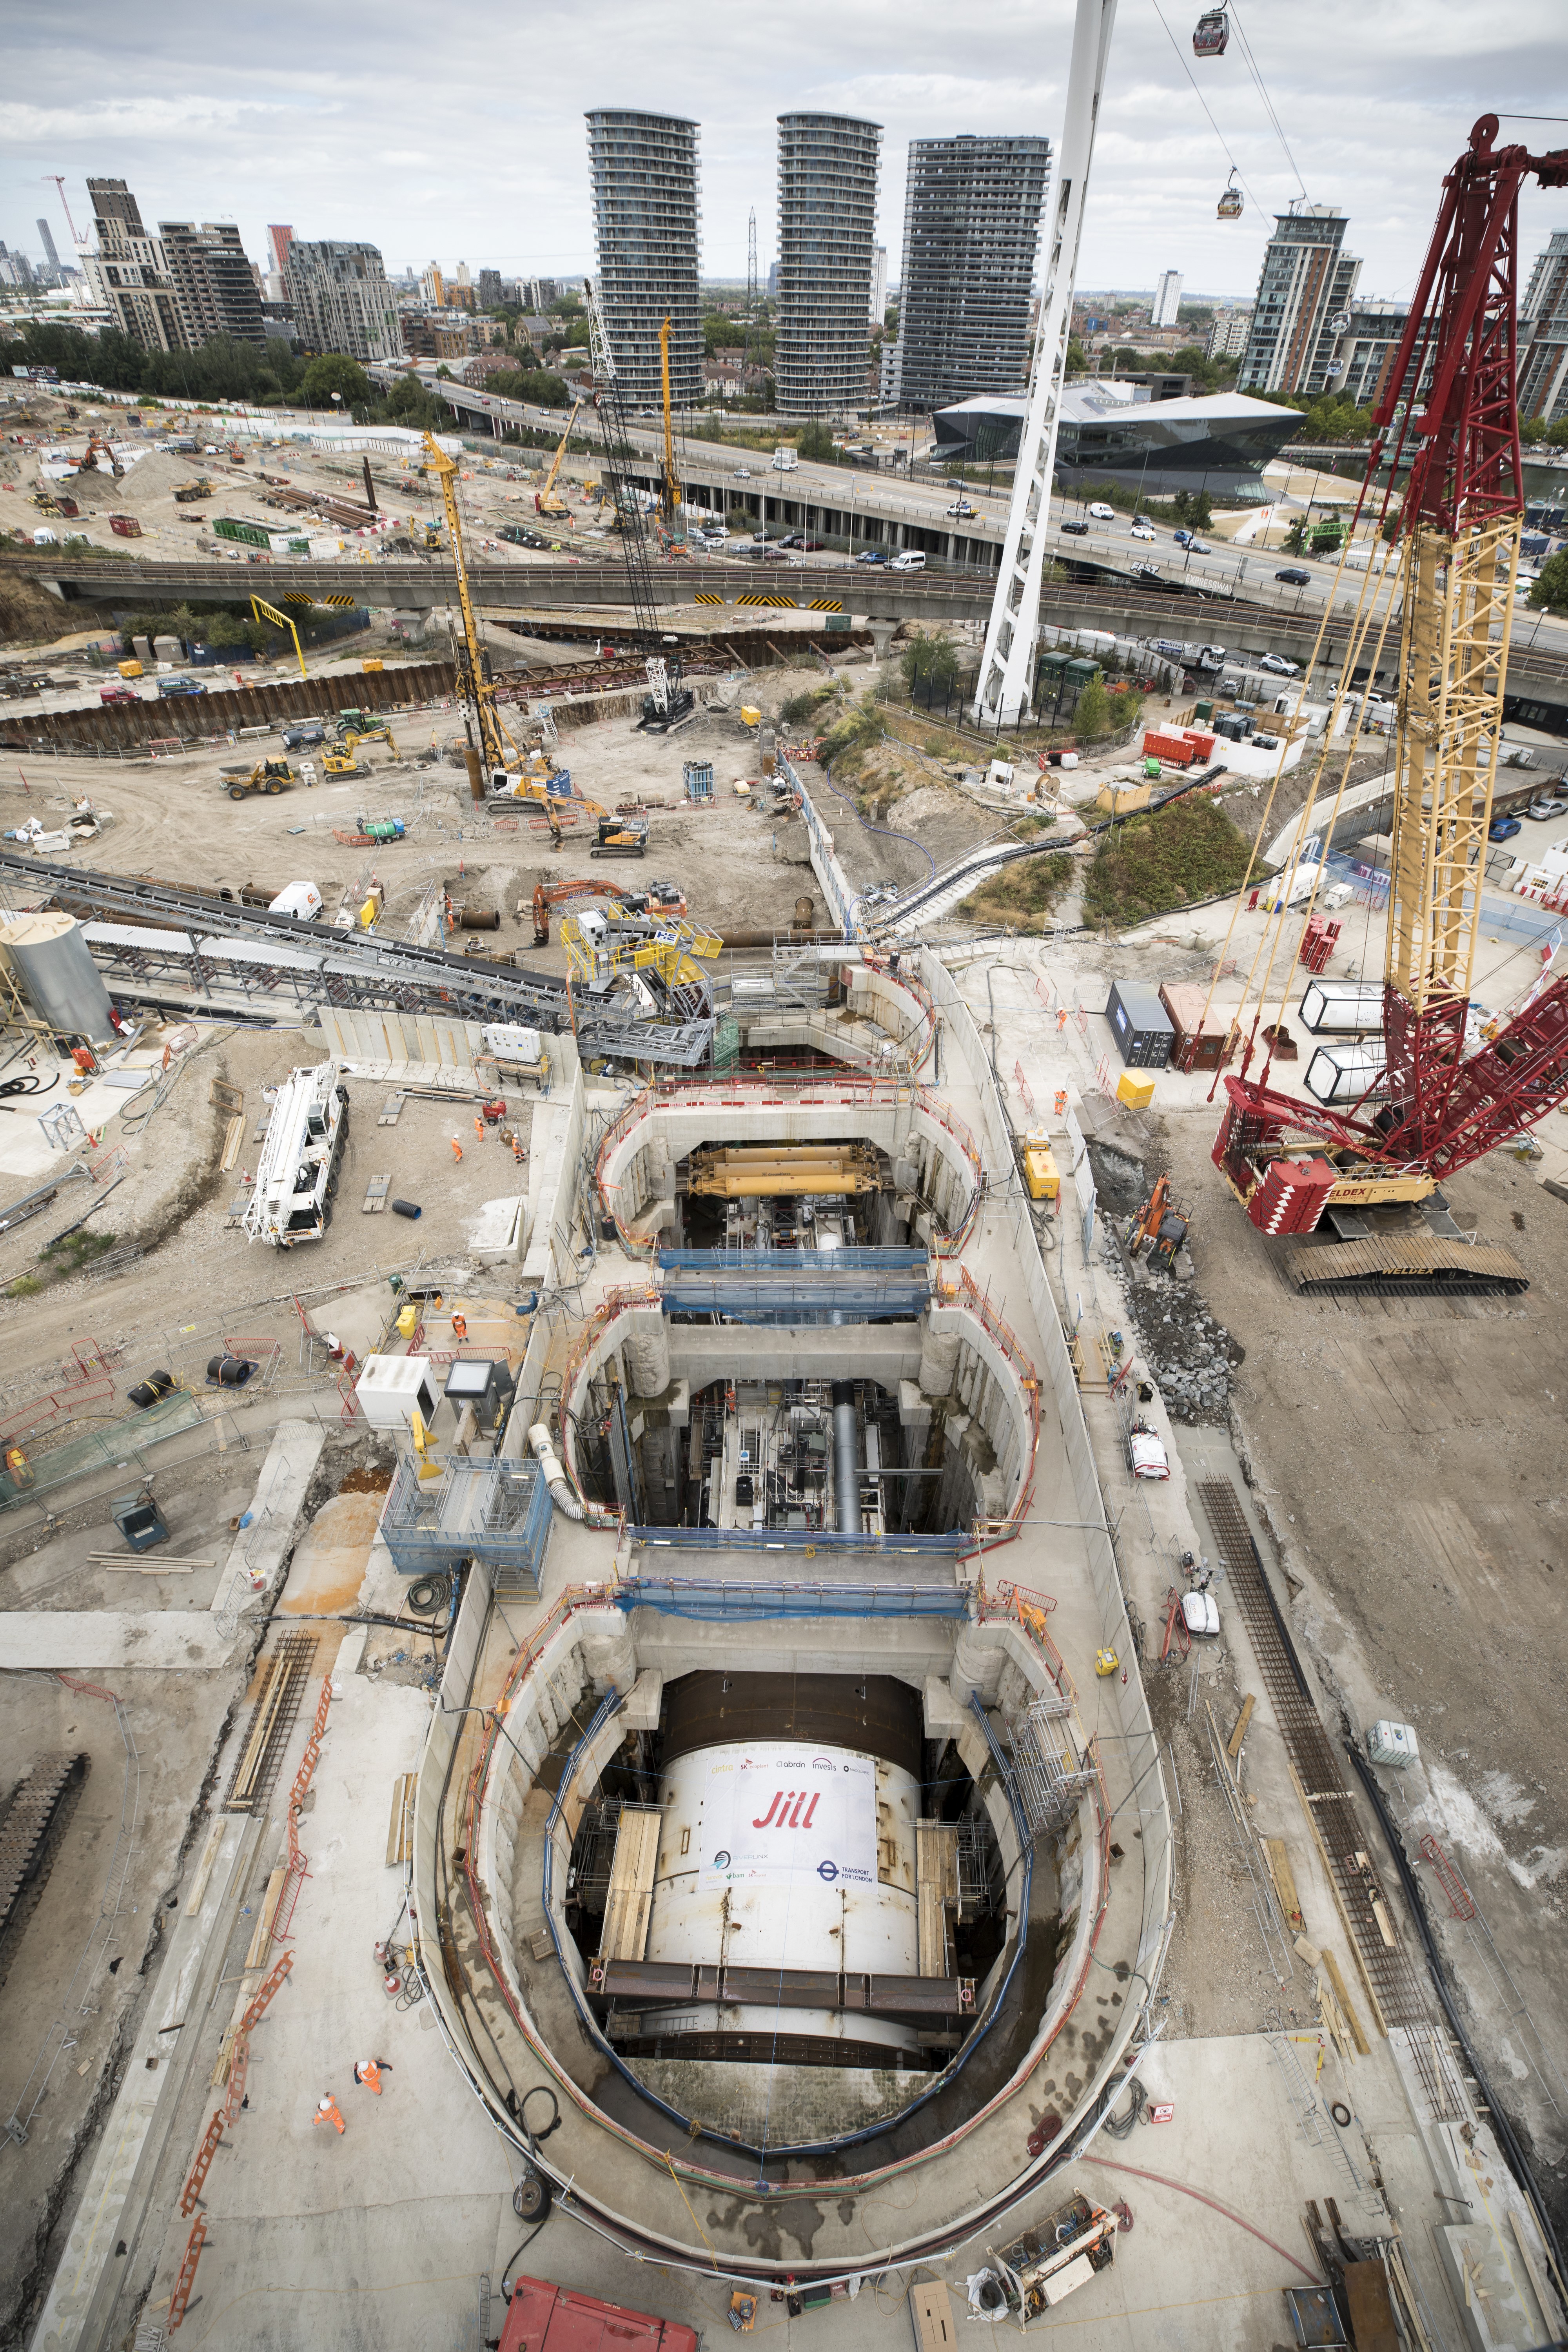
421,430,508,801
658,316,684,542
535,401,583,518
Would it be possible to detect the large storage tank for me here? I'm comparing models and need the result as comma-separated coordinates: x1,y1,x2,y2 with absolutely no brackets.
0,912,116,1042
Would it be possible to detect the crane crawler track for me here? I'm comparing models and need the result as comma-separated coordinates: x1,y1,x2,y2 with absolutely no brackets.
1282,1234,1529,1298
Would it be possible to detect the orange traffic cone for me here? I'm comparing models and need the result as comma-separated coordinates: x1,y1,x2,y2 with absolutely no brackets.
314,2093,346,2134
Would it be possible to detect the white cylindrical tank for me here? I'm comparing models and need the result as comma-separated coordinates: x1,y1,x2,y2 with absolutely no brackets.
0,912,116,1041
646,1738,919,2057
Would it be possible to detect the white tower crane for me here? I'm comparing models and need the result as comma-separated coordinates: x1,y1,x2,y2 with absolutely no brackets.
975,0,1119,723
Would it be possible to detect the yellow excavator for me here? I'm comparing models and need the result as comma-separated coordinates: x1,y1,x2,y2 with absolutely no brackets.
535,401,583,519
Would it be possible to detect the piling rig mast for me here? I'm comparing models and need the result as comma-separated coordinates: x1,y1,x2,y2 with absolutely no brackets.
421,429,510,799
1214,116,1568,1227
583,277,664,649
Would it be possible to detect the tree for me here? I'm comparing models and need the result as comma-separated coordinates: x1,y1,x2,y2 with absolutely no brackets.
900,632,960,700
381,372,446,429
1547,416,1568,447
298,353,372,408
1528,551,1568,614
797,419,836,464
1521,413,1547,445
1073,676,1111,738
482,368,572,408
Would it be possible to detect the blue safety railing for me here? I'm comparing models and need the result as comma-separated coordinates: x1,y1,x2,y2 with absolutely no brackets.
611,1576,970,1618
657,1246,927,1272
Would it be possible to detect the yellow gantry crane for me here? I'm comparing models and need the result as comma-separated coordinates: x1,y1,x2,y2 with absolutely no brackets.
421,429,507,801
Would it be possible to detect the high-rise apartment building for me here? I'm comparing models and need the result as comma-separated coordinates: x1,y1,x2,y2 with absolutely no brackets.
585,111,702,410
283,240,401,362
83,179,186,352
1520,229,1568,424
421,263,446,310
1205,304,1253,361
1152,269,1183,328
890,132,1050,413
36,220,62,283
268,226,294,278
478,268,503,307
1237,205,1361,396
160,220,267,347
775,114,882,415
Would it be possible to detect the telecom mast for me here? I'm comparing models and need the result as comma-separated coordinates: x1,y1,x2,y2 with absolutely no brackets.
974,0,1118,723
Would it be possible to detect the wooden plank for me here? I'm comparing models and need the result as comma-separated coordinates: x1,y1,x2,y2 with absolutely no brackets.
386,1772,414,1868
219,1113,244,1173
1227,1694,1256,1758
363,1172,391,1214
379,1092,406,1126
599,1807,662,1965
916,1820,958,1978
209,1079,243,1113
1287,1756,1389,2038
93,1562,196,1573
1510,2210,1557,2342
909,2279,958,2351
243,1866,286,1973
1264,1837,1305,1932
1320,1944,1371,2057
185,1820,224,1916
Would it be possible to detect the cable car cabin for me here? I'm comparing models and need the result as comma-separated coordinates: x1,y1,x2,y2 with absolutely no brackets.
1193,7,1229,54
1218,171,1244,220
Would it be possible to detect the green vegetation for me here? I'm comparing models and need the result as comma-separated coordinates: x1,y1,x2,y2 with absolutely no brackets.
470,366,572,408
780,682,842,727
39,1230,117,1274
1529,550,1568,615
6,1276,43,1299
1081,796,1252,931
298,354,372,408
959,851,1075,933
900,631,960,698
1073,677,1111,739
818,694,886,772
797,420,837,465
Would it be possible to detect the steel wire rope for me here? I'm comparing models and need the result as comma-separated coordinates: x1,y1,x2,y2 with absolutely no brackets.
1226,5,1309,199
1144,0,1263,215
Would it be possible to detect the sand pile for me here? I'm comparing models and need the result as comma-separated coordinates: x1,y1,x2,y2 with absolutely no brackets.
115,449,211,511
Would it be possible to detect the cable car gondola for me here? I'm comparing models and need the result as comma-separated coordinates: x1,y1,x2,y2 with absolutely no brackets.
1193,8,1229,56
1218,169,1243,220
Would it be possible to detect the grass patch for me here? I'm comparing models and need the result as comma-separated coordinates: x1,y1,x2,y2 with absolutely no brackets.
780,683,840,728
38,1230,118,1274
960,852,1075,932
1080,797,1251,931
7,1276,44,1298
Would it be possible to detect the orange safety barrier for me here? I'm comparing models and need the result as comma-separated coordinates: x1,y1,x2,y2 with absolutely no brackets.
180,2108,227,2216
167,2217,206,2332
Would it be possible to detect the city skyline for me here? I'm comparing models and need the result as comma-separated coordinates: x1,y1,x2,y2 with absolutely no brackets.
2,0,1562,300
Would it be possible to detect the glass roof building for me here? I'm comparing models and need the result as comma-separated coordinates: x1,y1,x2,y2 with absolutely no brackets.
932,381,1303,503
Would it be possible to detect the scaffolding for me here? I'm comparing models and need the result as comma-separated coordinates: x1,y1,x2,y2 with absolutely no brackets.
1006,1693,1098,1840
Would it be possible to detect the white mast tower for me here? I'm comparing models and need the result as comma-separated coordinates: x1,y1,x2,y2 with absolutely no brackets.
975,0,1119,723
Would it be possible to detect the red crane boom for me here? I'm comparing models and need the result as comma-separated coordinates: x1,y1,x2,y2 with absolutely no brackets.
1216,116,1568,1229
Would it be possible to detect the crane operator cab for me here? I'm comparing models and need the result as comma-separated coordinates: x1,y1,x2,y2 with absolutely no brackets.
1218,169,1244,220
1193,7,1229,54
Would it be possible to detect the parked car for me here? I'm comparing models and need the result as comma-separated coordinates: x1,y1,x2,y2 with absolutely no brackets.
156,675,207,697
855,548,890,565
1087,501,1116,521
1489,813,1523,842
778,533,825,550
99,681,140,705
756,545,791,562
1527,790,1568,820
891,549,926,570
1257,652,1300,675
1061,519,1090,536
733,465,752,479
1275,566,1312,587
947,499,978,518
282,721,326,750
1130,523,1156,541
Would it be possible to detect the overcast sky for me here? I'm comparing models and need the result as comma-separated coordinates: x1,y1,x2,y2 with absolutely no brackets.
4,0,1566,310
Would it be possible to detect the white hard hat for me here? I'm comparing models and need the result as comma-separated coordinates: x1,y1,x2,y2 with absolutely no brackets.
318,2095,332,2110
359,2059,372,2071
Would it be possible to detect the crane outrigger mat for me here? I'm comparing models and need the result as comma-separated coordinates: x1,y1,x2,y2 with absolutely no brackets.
1283,1234,1528,1299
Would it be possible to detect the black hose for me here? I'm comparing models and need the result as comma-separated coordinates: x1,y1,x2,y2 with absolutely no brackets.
1102,2077,1148,2138
1345,1743,1568,2281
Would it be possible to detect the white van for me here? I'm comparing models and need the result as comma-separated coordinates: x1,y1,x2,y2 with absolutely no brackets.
1087,502,1116,522
891,550,926,571
772,446,799,472
269,882,324,923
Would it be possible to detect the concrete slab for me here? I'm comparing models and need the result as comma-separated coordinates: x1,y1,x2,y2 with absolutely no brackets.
0,1614,240,1668
208,1419,325,1624
274,1490,380,1619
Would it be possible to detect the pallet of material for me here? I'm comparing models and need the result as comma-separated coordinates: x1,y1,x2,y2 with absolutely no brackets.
1283,1234,1528,1298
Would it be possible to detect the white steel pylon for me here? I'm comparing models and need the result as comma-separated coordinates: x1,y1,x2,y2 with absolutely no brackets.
975,0,1119,723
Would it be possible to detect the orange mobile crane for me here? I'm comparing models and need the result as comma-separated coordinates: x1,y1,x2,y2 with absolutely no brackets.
1207,116,1568,1292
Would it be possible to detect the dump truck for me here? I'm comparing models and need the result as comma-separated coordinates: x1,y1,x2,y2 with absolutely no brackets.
220,758,295,801
242,1062,349,1247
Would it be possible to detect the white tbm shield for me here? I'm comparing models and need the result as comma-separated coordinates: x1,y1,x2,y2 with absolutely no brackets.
697,1749,876,1891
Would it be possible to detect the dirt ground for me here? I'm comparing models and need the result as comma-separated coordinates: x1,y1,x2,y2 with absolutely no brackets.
1118,1093,1568,2210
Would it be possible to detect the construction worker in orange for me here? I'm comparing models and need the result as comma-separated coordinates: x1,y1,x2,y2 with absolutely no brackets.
450,1136,463,1164
450,1312,468,1343
510,1133,525,1166
353,2058,388,2096
473,1112,485,1142
314,2093,346,2134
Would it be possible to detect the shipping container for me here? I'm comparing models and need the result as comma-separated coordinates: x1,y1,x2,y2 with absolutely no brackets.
1159,981,1231,1071
1105,980,1174,1069
1303,1042,1388,1105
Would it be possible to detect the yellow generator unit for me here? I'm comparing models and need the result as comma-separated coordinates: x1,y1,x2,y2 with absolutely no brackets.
1022,1136,1059,1200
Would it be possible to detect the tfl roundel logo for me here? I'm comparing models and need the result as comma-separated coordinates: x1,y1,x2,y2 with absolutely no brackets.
817,1860,839,1882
